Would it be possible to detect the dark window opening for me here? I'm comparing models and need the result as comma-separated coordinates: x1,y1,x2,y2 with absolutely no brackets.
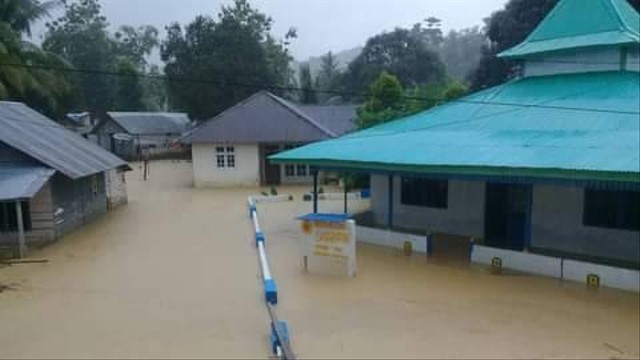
401,177,448,209
583,190,639,231
0,201,32,232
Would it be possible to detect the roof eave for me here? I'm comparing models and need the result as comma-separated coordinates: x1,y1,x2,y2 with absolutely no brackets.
269,157,640,184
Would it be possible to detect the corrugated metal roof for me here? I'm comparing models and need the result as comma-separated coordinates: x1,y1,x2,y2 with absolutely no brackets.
0,164,55,201
189,91,356,144
271,71,640,183
0,101,128,179
106,112,190,135
298,105,357,135
500,0,640,58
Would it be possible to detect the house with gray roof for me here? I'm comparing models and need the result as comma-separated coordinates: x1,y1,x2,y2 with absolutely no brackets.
92,112,191,160
188,91,357,187
0,101,130,257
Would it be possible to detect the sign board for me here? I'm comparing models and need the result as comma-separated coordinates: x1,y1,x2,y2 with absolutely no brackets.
297,213,356,277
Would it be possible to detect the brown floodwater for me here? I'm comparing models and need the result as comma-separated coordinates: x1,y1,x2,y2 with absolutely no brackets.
1,161,638,359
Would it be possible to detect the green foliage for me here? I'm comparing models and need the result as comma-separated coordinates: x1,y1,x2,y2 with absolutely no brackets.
357,71,467,130
270,186,278,195
356,71,404,129
314,51,343,103
161,0,295,121
43,0,159,113
298,63,316,104
343,27,446,98
113,59,144,111
0,0,72,118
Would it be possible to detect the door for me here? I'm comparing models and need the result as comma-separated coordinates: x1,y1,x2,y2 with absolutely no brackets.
484,183,532,251
263,145,281,186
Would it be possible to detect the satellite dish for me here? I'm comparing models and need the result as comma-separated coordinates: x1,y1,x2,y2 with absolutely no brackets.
112,133,133,141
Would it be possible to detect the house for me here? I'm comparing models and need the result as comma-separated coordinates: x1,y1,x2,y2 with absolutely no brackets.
92,112,191,160
0,101,130,256
188,91,357,187
272,0,640,271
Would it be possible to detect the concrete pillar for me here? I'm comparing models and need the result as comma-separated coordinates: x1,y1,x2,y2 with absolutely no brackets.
15,201,26,258
387,174,394,228
313,170,318,213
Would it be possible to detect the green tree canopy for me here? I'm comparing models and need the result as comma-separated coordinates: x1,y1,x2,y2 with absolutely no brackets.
43,0,159,114
356,71,404,129
0,0,72,118
298,63,316,104
343,28,446,99
161,0,295,121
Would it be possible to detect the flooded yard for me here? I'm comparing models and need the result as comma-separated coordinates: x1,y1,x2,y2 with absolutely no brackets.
1,161,639,359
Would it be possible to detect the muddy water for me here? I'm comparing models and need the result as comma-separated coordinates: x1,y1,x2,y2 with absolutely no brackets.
1,161,638,359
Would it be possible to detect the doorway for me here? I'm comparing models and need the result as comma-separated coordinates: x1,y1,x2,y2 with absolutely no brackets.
262,144,281,186
484,183,532,251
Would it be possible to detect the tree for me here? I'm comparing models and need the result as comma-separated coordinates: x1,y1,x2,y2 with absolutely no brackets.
113,59,144,111
439,27,485,83
161,0,295,120
468,0,640,90
298,63,316,104
43,0,159,113
314,51,343,103
0,0,57,36
0,0,72,118
343,28,446,99
356,71,404,129
357,72,468,130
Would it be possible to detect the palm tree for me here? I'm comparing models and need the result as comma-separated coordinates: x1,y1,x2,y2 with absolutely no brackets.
0,0,58,35
0,0,71,117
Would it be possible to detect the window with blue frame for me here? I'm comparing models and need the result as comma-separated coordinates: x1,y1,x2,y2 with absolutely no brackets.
583,190,640,231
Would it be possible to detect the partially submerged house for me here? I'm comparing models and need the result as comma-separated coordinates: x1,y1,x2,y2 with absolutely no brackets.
0,102,129,256
272,0,640,277
188,91,357,187
92,112,191,160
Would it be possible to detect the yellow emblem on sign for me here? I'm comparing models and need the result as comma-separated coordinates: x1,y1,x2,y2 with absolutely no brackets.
301,220,313,234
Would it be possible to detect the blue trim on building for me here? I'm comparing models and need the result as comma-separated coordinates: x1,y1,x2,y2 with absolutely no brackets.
311,165,640,191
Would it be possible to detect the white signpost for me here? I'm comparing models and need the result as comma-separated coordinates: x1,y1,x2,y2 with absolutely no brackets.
298,214,356,277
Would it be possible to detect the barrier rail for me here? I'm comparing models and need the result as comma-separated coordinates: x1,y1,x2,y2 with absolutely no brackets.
247,196,295,359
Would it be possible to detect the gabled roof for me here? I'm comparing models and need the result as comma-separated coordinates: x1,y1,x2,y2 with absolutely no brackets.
499,0,640,59
0,101,128,179
104,112,190,135
0,164,55,201
189,91,356,144
271,71,640,183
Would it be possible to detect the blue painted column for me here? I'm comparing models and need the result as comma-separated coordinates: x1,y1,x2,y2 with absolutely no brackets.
387,174,394,228
312,169,319,213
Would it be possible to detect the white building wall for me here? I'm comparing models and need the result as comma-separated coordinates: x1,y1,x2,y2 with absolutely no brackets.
370,175,485,238
192,143,260,187
524,47,623,77
105,168,128,210
530,185,639,264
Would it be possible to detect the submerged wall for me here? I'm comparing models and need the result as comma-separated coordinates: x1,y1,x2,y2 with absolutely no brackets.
370,175,639,266
370,175,485,238
531,185,639,265
51,173,108,238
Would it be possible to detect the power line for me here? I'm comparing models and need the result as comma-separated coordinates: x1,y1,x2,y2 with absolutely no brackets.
1,61,638,116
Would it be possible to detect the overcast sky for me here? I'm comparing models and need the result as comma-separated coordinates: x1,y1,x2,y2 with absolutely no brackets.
34,0,508,61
